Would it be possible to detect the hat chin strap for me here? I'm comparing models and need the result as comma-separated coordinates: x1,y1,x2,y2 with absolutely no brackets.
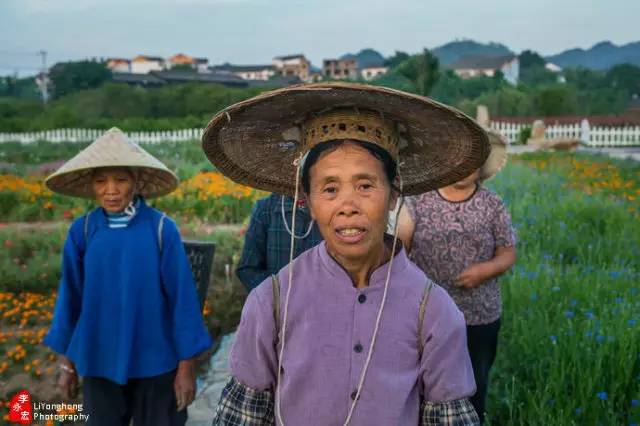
274,160,403,426
280,195,314,239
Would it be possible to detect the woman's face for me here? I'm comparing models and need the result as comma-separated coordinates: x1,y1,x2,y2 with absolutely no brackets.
92,167,135,213
306,143,396,264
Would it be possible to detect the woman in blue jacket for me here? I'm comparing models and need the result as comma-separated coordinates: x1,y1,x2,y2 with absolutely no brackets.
44,128,212,426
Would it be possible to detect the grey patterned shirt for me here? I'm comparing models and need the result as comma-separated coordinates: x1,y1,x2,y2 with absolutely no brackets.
405,187,516,325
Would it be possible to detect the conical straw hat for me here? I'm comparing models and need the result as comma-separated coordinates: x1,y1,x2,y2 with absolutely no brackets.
480,129,508,181
45,128,179,199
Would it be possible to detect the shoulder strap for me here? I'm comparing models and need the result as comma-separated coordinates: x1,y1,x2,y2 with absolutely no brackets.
417,281,434,359
271,274,281,348
157,213,167,252
83,209,96,248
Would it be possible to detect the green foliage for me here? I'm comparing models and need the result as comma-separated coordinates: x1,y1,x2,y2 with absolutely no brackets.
518,50,546,69
371,72,416,93
484,161,640,425
0,83,264,131
1,57,639,131
517,126,532,145
0,223,246,293
532,84,579,116
392,49,440,96
49,60,112,99
0,76,40,100
0,225,66,292
520,66,560,87
606,64,640,95
384,51,410,68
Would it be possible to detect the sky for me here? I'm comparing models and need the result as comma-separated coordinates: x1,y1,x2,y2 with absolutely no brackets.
1,0,639,76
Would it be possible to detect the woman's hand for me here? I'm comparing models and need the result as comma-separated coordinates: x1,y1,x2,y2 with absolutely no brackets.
174,359,196,412
455,263,490,289
57,356,78,399
455,246,517,289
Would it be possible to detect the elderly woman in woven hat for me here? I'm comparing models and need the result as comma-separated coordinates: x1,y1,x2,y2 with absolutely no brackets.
203,83,490,425
397,130,516,424
43,128,212,426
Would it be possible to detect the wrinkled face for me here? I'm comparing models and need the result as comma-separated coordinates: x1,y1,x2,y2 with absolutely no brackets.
452,169,481,190
92,167,135,213
306,143,396,263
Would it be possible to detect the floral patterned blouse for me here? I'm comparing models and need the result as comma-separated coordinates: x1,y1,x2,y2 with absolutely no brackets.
405,187,516,325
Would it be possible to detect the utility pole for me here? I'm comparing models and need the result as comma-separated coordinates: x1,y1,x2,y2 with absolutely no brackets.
35,49,49,104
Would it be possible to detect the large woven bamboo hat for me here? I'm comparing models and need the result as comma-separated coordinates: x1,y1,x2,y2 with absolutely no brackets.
45,127,179,199
480,129,509,181
202,82,490,196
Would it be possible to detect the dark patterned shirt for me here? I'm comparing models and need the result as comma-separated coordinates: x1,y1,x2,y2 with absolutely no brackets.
236,194,323,291
405,187,516,325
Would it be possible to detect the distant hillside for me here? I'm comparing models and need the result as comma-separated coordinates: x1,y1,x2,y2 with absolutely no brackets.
546,41,640,70
432,40,513,66
340,48,386,68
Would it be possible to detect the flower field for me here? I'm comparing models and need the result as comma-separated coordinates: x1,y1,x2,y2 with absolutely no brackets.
0,140,638,425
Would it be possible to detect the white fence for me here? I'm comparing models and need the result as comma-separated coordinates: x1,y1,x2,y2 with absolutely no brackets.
0,128,204,144
490,119,640,147
1,122,639,147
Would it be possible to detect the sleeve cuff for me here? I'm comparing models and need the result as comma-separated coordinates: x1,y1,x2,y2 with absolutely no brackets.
175,332,213,360
421,398,480,426
212,376,275,425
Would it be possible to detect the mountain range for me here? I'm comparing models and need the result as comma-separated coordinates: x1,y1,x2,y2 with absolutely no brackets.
339,40,640,70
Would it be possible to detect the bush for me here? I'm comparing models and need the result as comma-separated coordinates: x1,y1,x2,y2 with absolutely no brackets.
518,126,532,145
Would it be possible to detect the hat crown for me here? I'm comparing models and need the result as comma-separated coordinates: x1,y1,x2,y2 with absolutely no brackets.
302,109,399,159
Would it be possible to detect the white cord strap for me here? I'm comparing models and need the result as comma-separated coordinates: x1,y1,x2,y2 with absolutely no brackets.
280,195,314,240
275,159,302,426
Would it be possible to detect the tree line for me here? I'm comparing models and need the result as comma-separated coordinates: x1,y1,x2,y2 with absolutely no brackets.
1,50,639,132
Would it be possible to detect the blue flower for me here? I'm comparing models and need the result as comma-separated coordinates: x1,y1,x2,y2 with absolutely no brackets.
597,391,607,400
596,335,605,344
575,407,583,415
616,297,624,303
629,320,637,327
585,311,595,319
610,271,621,279
550,335,557,344
585,330,593,337
565,310,575,318
570,299,578,307
632,399,639,407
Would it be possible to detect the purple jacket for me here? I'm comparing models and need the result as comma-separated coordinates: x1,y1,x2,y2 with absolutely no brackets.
227,241,476,425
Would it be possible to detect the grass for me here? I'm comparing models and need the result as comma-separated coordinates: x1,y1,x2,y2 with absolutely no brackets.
485,159,639,425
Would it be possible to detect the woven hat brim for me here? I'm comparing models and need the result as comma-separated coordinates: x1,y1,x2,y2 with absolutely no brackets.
202,83,490,196
45,165,179,199
480,129,508,182
44,128,179,199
